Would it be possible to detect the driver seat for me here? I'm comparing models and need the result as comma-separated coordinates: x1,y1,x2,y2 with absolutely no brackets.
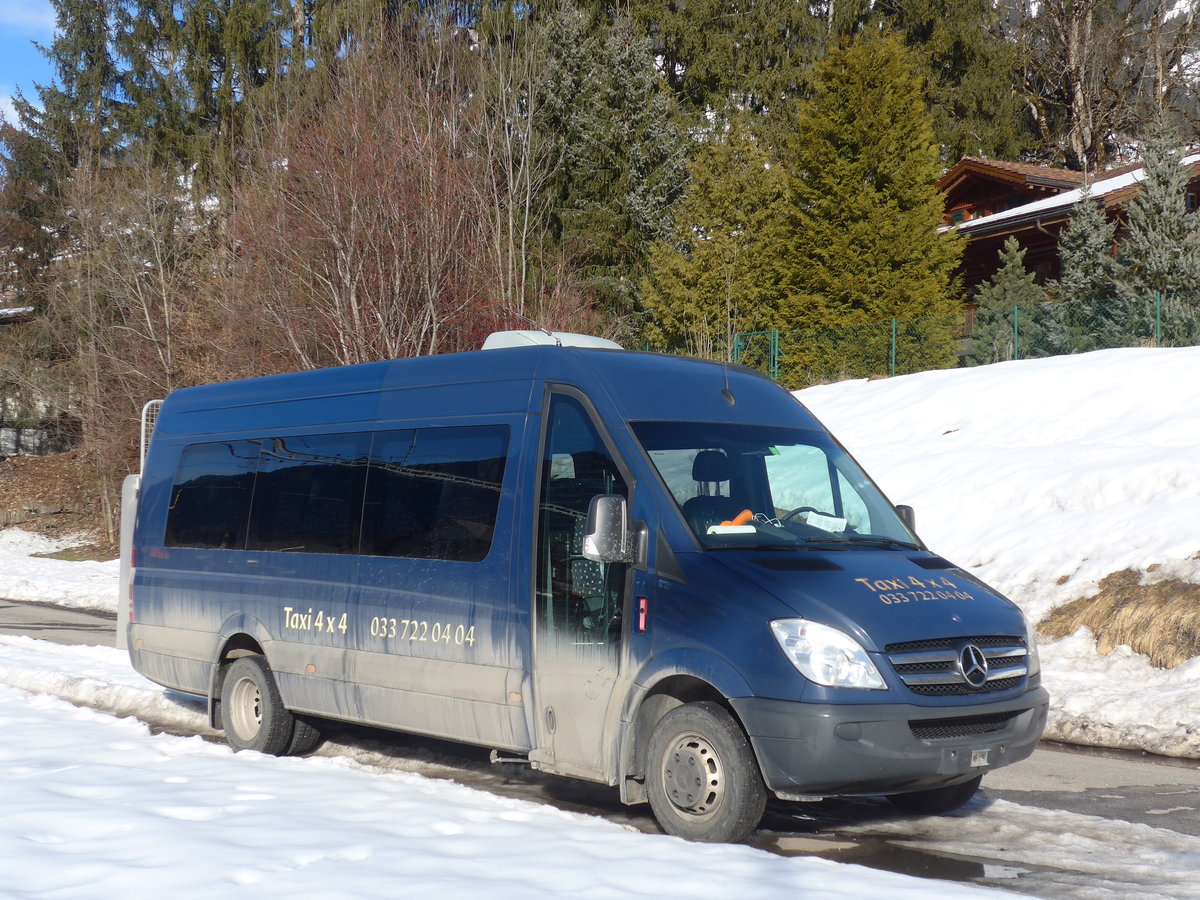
681,450,743,535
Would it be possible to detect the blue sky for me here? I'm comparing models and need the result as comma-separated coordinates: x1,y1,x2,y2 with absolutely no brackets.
0,0,56,124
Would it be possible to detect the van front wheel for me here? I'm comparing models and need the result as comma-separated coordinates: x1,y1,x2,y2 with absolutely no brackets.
645,701,766,843
220,656,314,756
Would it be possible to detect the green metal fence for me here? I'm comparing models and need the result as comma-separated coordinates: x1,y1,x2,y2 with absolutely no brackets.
733,293,1200,387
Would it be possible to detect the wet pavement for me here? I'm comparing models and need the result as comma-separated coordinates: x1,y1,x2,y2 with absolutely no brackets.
0,598,116,646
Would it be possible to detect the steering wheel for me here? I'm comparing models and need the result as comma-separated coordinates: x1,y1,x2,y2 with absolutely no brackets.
781,506,822,523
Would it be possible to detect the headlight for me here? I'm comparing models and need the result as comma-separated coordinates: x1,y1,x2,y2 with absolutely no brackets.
1023,614,1042,678
770,618,886,690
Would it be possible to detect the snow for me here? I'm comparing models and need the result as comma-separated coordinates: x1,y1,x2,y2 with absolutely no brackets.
0,529,118,613
0,635,1012,899
796,346,1200,757
1,345,1200,896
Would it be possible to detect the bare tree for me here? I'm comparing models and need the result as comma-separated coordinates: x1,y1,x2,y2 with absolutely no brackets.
226,32,503,369
12,155,217,539
1012,0,1200,171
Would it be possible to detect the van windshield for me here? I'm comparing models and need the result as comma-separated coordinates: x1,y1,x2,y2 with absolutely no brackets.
632,422,919,551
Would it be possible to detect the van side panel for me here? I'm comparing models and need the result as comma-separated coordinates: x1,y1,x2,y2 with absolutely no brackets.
131,364,539,753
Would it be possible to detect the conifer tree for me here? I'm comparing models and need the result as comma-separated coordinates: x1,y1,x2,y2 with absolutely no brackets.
969,236,1047,364
642,116,790,360
11,0,123,168
780,33,963,376
113,0,188,166
614,0,841,129
879,0,1034,161
1108,118,1200,343
1052,184,1118,351
1115,117,1200,337
532,4,687,320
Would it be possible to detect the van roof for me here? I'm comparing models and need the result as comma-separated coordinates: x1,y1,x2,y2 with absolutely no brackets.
153,345,820,438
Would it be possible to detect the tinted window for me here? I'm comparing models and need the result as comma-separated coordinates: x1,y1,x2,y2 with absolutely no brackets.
246,432,372,553
360,426,508,561
165,440,262,549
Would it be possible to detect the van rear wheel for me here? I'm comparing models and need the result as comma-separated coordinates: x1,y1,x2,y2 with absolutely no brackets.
887,775,982,814
645,701,766,843
221,656,317,756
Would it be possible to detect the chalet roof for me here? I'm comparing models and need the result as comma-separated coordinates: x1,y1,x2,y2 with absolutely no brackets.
952,152,1200,236
936,157,1086,194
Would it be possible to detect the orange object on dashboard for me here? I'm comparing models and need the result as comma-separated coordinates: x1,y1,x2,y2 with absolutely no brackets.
720,509,754,527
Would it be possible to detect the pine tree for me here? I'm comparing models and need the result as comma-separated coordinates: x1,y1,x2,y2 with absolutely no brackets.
878,0,1034,161
969,236,1047,364
614,0,840,130
11,0,124,168
112,0,188,166
1119,118,1200,300
177,0,298,193
780,33,963,377
532,4,688,320
1053,183,1118,351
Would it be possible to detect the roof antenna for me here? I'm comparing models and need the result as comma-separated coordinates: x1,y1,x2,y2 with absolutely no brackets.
720,361,736,406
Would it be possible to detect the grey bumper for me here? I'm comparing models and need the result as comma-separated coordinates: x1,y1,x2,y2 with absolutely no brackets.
730,686,1049,799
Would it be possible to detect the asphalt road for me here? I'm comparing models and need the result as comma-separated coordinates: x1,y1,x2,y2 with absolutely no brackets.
0,597,117,646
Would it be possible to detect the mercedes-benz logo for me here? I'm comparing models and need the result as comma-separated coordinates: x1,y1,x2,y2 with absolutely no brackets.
958,643,989,688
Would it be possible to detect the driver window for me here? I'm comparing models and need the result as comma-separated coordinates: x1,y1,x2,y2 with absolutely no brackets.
536,394,628,648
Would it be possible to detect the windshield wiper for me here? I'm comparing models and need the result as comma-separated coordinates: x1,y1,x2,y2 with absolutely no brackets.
802,535,920,551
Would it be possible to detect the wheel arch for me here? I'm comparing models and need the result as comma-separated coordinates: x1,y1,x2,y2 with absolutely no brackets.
206,615,274,727
618,661,757,806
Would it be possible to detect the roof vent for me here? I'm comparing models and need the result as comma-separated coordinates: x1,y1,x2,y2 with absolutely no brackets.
481,330,623,350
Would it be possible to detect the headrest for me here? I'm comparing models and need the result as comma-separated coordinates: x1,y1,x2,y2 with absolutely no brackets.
692,449,730,483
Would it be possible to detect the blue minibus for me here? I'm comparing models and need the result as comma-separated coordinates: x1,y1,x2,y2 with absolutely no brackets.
121,332,1047,842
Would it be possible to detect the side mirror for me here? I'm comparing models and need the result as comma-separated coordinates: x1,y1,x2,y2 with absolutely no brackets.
895,504,916,534
583,494,641,565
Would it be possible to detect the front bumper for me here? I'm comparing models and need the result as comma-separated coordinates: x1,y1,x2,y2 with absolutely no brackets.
730,686,1049,799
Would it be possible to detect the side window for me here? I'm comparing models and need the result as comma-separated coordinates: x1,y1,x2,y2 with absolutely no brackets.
837,470,870,533
536,394,627,644
647,447,707,506
246,432,372,553
165,440,262,549
360,426,508,562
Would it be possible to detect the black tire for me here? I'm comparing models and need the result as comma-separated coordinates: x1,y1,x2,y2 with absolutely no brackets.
220,656,314,756
285,714,324,756
887,775,982,814
645,701,767,843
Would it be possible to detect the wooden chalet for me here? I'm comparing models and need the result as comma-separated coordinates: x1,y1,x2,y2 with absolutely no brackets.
937,154,1200,296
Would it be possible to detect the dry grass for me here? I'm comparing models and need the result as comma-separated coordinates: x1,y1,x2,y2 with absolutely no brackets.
1039,569,1200,668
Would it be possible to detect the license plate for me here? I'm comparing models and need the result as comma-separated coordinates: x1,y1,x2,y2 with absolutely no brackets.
970,749,990,767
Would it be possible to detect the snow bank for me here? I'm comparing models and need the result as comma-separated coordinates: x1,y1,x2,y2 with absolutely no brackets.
0,528,118,613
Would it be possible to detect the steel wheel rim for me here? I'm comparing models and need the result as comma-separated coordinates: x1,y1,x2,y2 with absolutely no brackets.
661,731,724,821
228,675,263,742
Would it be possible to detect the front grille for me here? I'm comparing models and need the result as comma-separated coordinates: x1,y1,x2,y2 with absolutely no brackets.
910,711,1020,741
886,635,1027,696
